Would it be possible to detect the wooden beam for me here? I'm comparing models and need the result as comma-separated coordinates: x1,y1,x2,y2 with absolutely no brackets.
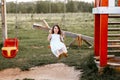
108,22,120,25
69,38,76,47
76,35,82,47
108,50,120,53
94,55,115,60
42,20,50,28
108,34,120,37
1,0,7,42
33,23,50,31
109,15,120,18
33,23,93,47
108,28,120,31
95,60,120,67
108,45,120,48
63,31,93,42
69,36,83,47
83,39,93,47
108,40,120,43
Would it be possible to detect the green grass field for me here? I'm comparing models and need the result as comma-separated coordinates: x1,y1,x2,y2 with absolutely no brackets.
0,13,120,80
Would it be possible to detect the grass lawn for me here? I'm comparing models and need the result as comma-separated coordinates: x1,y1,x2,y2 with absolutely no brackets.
0,13,120,80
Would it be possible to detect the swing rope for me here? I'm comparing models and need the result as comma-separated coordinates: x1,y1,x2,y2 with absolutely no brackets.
61,0,66,29
15,0,18,38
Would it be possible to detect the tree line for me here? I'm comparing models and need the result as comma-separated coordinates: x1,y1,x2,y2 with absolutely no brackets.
6,1,94,13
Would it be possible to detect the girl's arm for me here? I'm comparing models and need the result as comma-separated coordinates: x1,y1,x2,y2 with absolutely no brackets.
48,34,52,41
60,31,65,42
61,31,65,38
60,35,64,42
48,29,52,41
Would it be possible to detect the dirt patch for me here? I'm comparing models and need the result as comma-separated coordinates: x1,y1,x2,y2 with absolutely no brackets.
0,63,82,80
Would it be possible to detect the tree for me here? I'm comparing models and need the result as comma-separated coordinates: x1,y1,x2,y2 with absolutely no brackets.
6,2,16,13
35,1,49,13
66,1,78,12
6,1,94,13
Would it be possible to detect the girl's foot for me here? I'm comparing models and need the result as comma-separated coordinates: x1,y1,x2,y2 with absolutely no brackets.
58,54,63,59
63,53,68,57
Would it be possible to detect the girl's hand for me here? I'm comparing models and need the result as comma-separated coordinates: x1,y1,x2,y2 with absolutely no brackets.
60,35,64,42
61,31,65,38
49,29,52,34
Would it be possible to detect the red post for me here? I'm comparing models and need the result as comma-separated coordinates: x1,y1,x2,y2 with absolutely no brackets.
99,0,108,67
94,15,100,56
118,0,120,6
94,0,100,56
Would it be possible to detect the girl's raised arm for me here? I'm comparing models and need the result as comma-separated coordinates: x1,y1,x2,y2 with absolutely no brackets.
61,31,65,38
60,31,65,42
48,30,52,41
48,34,52,41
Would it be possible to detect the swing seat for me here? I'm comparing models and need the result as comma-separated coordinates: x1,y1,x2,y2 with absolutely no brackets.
1,38,19,58
2,47,18,58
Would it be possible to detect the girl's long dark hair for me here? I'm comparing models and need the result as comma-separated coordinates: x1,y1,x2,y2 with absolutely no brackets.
51,25,62,35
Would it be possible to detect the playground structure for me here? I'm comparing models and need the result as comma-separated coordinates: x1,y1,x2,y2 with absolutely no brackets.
33,20,93,48
93,0,120,71
1,0,120,73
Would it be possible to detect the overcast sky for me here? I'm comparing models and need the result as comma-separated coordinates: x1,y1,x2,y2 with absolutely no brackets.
6,0,94,3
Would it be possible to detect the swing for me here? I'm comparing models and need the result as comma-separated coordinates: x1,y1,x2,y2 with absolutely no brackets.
2,38,19,58
1,0,19,58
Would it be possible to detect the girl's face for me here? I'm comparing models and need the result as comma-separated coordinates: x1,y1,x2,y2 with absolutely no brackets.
54,26,59,34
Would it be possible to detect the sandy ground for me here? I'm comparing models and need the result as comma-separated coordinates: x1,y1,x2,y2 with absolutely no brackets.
0,63,82,80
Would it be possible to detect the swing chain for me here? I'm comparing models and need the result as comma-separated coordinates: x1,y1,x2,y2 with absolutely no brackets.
15,0,18,38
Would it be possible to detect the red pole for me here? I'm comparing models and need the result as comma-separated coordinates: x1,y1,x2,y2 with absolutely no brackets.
94,0,100,56
99,0,108,67
118,0,120,6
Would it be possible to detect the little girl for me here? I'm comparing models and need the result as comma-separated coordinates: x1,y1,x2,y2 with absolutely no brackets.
48,25,68,59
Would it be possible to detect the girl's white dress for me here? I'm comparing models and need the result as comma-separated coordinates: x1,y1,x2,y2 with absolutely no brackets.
50,34,67,57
